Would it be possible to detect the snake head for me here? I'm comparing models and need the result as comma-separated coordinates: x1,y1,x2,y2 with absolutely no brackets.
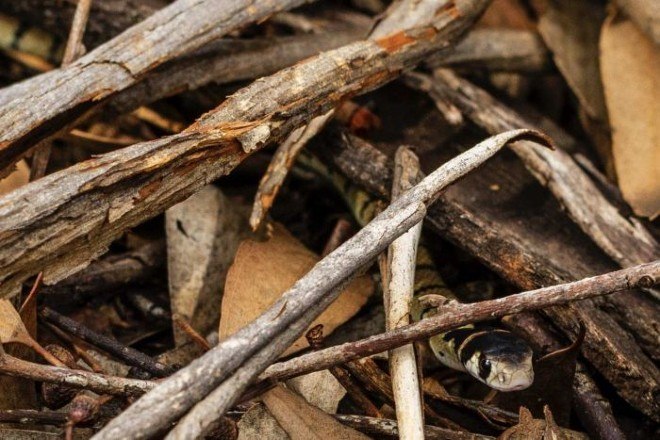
461,330,534,392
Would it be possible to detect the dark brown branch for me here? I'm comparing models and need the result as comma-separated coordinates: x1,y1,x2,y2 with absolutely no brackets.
0,0,316,173
39,240,165,308
39,307,173,377
259,261,659,382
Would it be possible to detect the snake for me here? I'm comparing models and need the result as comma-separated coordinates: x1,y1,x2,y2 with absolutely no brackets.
0,13,535,391
298,151,534,392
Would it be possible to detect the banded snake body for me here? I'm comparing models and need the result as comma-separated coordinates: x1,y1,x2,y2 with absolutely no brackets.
299,151,534,392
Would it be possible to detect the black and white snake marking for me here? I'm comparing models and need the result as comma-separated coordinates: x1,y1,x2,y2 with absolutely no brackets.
299,151,534,391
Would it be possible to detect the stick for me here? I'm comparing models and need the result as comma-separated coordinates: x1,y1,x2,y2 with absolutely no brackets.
29,0,93,181
335,414,494,440
39,307,173,377
429,69,659,269
248,0,476,230
95,128,543,440
384,147,424,439
305,325,382,418
0,354,155,396
0,0,490,300
259,261,659,382
0,0,317,173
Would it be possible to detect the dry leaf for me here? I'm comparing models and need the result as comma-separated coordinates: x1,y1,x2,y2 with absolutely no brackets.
219,223,373,356
498,406,588,440
537,0,608,122
601,12,660,218
237,403,289,440
0,160,29,195
0,300,64,367
167,185,250,346
262,386,369,440
286,370,347,414
0,299,35,347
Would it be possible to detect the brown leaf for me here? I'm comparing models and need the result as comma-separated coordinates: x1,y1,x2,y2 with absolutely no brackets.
0,160,29,196
262,385,369,440
237,403,289,440
498,406,588,440
219,223,373,356
537,0,608,122
0,300,65,367
601,11,660,219
0,299,33,347
167,185,249,346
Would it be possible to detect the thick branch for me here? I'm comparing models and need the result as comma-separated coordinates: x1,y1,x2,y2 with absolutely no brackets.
0,0,316,172
0,0,489,299
430,69,659,268
260,261,659,382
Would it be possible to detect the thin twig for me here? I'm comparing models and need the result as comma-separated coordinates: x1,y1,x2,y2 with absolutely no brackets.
383,146,424,439
0,354,155,396
29,0,93,181
172,314,211,352
260,261,659,382
335,414,494,440
39,307,172,377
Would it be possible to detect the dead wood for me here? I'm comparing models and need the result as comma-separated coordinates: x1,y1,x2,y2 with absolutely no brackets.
0,0,489,304
96,128,540,440
429,69,659,268
0,353,155,396
311,128,660,420
0,0,317,173
39,240,165,309
39,307,173,377
335,414,494,440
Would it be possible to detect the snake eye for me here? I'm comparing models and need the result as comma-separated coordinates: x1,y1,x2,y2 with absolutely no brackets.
479,357,491,372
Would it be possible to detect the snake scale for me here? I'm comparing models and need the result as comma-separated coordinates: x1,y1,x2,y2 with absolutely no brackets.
299,151,534,391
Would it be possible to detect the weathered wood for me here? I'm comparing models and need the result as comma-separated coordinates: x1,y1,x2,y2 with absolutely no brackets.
0,0,317,173
95,128,539,440
0,0,488,300
313,125,660,420
107,19,371,116
335,415,493,440
0,353,156,397
430,69,659,268
384,146,424,439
